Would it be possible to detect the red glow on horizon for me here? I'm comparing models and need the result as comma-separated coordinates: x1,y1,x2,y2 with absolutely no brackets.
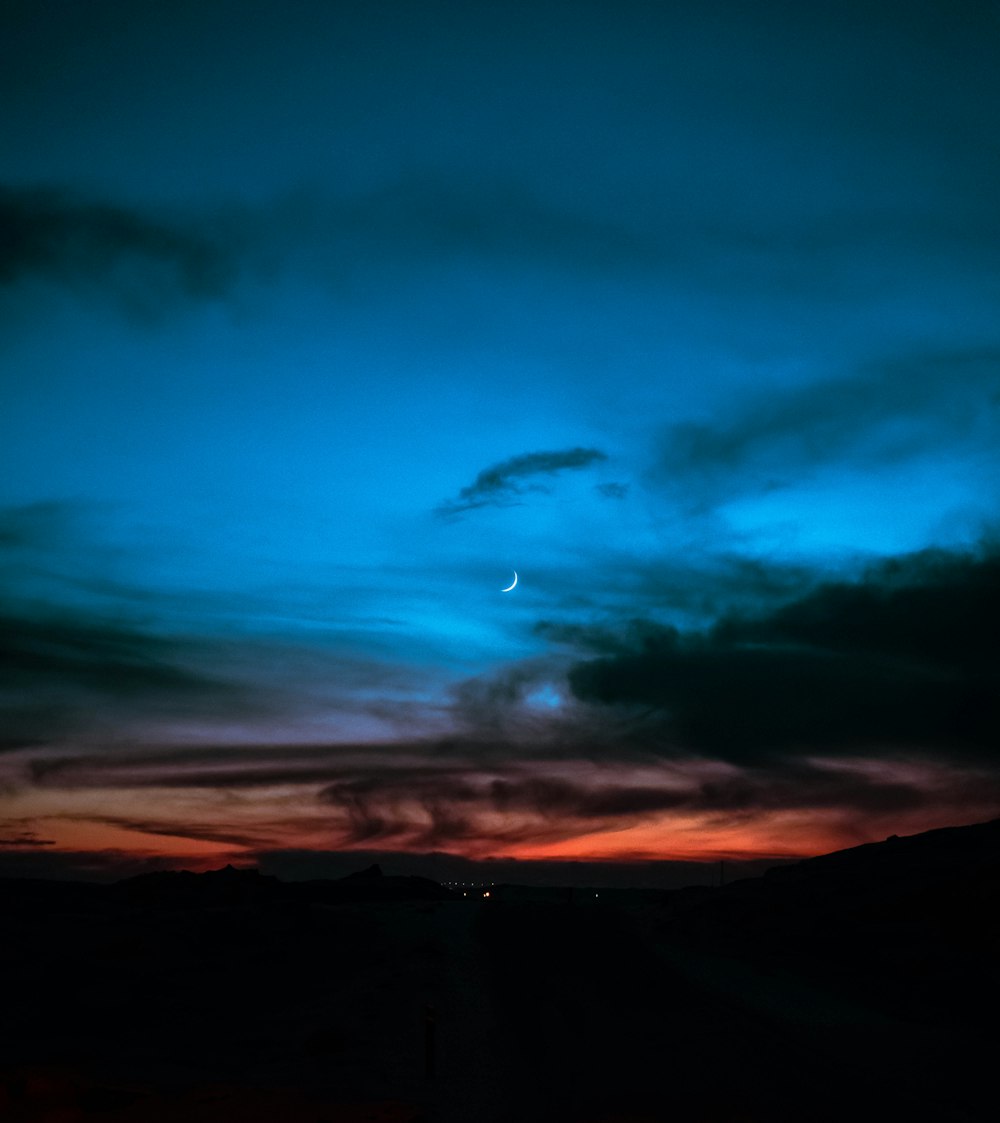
8,770,998,877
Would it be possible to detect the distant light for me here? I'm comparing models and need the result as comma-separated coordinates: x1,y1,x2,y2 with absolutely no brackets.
483,891,491,898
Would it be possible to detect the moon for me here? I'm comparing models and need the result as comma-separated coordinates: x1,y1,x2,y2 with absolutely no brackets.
501,571,518,592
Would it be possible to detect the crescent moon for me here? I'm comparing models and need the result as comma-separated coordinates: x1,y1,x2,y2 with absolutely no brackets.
501,571,518,592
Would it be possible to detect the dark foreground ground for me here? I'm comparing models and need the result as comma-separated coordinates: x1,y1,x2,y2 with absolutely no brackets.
1,818,998,1122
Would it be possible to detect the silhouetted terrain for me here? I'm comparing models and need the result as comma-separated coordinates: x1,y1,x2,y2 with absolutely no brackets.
2,822,998,1121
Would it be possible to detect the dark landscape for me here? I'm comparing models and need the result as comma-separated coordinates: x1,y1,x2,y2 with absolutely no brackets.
2,817,997,1123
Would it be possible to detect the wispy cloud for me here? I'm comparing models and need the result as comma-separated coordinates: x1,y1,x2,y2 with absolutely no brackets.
436,446,607,516
1,175,663,321
654,349,1000,511
24,743,986,860
0,603,252,749
0,185,239,316
0,825,56,848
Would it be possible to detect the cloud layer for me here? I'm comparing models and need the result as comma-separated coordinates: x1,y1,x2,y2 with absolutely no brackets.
3,495,999,877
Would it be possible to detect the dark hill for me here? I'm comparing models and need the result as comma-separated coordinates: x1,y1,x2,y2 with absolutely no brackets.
0,859,458,913
656,816,1000,1034
111,864,283,906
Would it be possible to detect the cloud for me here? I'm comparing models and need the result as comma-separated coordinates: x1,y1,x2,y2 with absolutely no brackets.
1,610,223,696
23,721,996,862
436,446,607,516
568,542,1000,762
534,617,691,658
0,519,267,743
0,605,250,748
66,814,271,851
0,503,296,746
0,174,661,318
312,769,669,852
307,749,990,853
654,349,1000,511
0,185,238,315
341,765,961,820
0,827,56,848
315,771,683,852
533,552,818,638
722,543,1000,670
6,499,998,867
25,738,568,795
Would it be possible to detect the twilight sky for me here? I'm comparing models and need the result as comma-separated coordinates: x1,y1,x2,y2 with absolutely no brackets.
2,0,999,881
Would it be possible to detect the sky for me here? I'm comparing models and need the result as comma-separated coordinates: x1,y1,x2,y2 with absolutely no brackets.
2,0,999,883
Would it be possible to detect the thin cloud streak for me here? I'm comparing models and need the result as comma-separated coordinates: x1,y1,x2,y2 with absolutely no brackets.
655,349,1000,512
436,446,608,516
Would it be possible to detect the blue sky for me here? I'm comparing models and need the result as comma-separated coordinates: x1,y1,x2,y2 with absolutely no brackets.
2,1,999,878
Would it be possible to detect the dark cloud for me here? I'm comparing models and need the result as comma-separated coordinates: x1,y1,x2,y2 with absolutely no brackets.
0,606,245,718
722,545,1000,671
16,727,999,862
532,553,817,644
0,504,271,743
449,659,569,733
0,604,255,748
436,446,607,516
0,175,661,321
1,611,220,696
0,185,238,314
655,349,1000,510
26,741,497,791
312,750,988,852
315,770,669,851
0,828,56,848
14,172,994,338
67,814,270,851
33,727,980,855
6,493,997,863
569,543,1000,761
534,617,682,657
